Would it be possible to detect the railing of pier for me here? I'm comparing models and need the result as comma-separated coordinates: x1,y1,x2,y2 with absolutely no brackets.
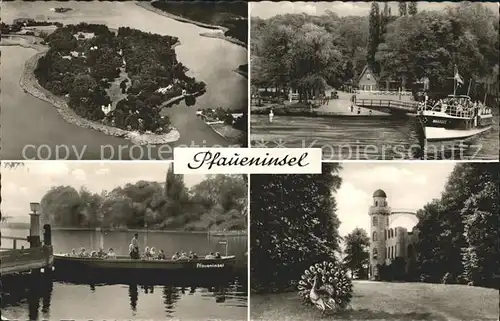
0,235,29,250
356,99,419,112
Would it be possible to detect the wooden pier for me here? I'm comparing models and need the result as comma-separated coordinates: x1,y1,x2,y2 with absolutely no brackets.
1,204,53,276
355,98,419,114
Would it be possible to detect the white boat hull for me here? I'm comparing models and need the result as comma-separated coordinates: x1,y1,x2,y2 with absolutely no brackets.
424,126,492,143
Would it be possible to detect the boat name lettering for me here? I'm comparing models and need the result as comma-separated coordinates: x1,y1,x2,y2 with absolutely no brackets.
196,263,224,268
432,119,447,124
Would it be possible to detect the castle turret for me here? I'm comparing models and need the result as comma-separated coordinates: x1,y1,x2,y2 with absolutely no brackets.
369,189,390,280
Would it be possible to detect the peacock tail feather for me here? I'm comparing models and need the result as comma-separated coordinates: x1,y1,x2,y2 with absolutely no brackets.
298,261,353,310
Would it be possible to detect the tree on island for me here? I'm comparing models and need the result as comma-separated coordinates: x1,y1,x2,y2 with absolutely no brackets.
414,163,499,288
250,163,342,292
38,171,247,231
376,2,498,98
34,23,206,134
343,228,370,279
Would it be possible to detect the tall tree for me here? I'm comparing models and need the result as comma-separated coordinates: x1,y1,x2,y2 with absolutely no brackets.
398,2,408,16
415,163,499,285
343,228,370,279
367,2,381,74
408,2,418,16
251,163,342,292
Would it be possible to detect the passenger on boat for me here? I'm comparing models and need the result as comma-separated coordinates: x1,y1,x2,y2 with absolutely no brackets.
178,251,189,260
130,233,140,259
171,252,180,260
69,248,77,257
129,243,139,260
150,247,157,258
106,248,116,259
90,250,98,258
205,252,215,259
144,247,152,259
215,252,222,259
191,252,198,259
97,248,106,258
157,249,166,260
79,248,89,257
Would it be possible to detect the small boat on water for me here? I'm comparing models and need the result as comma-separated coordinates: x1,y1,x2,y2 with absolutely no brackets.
418,94,493,144
53,253,236,272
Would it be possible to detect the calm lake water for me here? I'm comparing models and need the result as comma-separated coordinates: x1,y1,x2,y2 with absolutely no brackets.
1,228,248,320
251,114,499,160
1,1,247,160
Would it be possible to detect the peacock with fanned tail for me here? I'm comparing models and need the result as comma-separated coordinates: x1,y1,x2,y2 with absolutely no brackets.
297,261,353,315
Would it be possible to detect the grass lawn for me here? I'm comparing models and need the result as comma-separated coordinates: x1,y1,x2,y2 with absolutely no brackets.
106,65,129,110
251,280,499,321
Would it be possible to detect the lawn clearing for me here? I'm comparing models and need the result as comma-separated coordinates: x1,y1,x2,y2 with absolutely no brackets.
251,280,499,321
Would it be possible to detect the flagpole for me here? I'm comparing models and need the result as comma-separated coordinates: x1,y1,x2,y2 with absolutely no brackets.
466,79,472,96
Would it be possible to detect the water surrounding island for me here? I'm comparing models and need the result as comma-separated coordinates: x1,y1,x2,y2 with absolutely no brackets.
1,228,248,320
251,114,499,160
1,1,247,160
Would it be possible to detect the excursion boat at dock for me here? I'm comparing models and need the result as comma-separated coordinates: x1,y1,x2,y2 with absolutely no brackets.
417,94,493,144
53,253,236,272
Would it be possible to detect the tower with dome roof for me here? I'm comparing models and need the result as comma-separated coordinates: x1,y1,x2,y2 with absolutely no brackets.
368,189,420,280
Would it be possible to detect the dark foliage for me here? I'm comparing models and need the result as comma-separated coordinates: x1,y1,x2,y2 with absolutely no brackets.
251,164,343,293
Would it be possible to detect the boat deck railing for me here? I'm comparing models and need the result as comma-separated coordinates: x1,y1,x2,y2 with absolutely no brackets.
423,102,492,118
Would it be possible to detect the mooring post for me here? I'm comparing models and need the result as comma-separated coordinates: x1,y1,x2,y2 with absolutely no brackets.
28,203,41,248
43,224,52,246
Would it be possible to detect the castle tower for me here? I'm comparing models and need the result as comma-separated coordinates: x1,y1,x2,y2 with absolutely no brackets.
369,189,390,280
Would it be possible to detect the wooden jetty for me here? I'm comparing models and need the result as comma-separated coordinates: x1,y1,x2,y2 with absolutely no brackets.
1,204,53,276
355,98,419,114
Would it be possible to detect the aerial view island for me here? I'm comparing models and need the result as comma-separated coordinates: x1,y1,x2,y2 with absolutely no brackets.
1,1,248,160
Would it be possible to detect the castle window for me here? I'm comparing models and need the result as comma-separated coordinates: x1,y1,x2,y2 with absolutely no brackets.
389,229,393,238
384,230,387,240
375,200,378,206
367,73,371,80
372,216,378,226
372,248,378,259
372,231,377,241
395,229,397,237
395,244,397,257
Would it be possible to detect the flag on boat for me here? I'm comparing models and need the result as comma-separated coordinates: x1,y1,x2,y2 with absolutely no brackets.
454,65,464,86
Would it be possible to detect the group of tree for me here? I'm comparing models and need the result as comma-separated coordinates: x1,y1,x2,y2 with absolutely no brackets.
35,23,206,134
413,163,498,288
150,0,248,45
251,12,368,101
39,169,247,232
251,163,342,292
372,2,498,100
252,2,498,102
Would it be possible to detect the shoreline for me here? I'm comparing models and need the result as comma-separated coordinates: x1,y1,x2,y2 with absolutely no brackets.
206,122,244,146
251,109,401,118
10,42,183,145
136,1,247,48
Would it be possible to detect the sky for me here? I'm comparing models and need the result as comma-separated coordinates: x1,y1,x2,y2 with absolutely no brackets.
335,162,456,238
251,1,499,18
1,162,206,222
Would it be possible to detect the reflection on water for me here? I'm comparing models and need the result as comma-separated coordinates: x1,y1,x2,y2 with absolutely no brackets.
2,275,247,320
